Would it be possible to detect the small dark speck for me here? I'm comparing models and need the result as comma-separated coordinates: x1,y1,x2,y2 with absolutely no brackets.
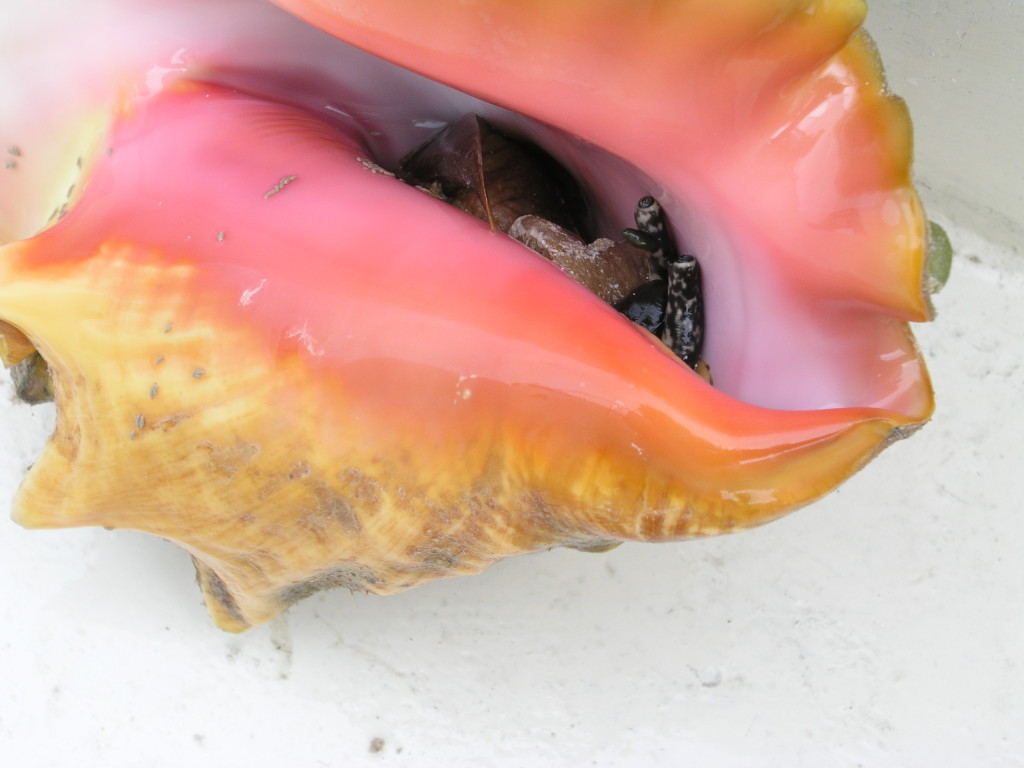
149,383,159,399
193,734,205,746
7,146,21,156
154,355,165,365
67,183,75,198
164,322,173,333
192,368,206,379
135,414,145,429
76,156,82,169
369,737,385,754
217,231,225,243
3,161,15,170
129,430,136,440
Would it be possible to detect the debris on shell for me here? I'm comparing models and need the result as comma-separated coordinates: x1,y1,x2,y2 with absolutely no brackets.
508,215,656,306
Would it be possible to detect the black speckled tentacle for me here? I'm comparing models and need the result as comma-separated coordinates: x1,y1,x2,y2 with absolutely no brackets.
621,227,662,256
622,195,676,273
661,252,704,369
618,195,705,370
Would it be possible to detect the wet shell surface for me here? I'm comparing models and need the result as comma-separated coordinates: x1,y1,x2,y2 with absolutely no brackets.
0,0,936,631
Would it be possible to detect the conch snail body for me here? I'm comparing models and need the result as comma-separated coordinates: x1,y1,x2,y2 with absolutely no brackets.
0,0,936,631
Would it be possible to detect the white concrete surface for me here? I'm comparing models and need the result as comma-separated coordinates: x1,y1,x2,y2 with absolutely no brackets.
2,1,1022,766
868,0,1024,249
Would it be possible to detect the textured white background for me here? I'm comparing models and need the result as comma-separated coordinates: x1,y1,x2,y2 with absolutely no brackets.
1,2,1022,766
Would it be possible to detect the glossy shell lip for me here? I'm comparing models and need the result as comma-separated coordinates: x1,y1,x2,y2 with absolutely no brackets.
1,0,932,417
0,0,935,630
272,0,935,418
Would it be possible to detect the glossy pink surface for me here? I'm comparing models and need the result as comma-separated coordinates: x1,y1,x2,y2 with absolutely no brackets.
273,0,933,417
1,0,932,418
5,83,917,547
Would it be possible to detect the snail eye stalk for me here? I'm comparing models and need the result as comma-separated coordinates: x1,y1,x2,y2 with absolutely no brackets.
618,196,707,373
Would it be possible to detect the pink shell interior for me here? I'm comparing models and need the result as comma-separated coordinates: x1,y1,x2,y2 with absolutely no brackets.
0,0,931,418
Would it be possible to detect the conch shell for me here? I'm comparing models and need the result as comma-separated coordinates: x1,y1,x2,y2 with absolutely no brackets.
0,0,935,631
